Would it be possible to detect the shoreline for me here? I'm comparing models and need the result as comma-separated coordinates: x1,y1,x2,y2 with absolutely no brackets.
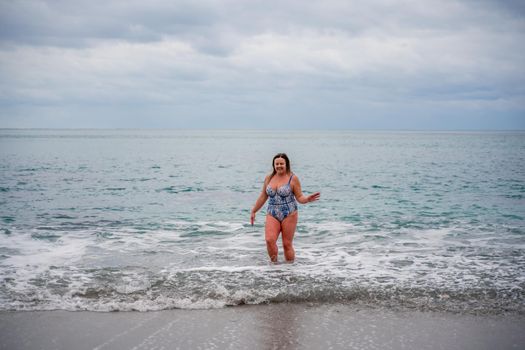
1,303,524,350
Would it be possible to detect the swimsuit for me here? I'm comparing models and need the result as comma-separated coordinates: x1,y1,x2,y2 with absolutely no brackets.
266,174,298,222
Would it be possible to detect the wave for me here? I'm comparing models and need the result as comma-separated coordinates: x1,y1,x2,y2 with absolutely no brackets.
1,220,523,314
157,186,204,194
1,267,523,314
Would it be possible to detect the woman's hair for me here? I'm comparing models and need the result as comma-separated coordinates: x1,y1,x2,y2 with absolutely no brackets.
270,153,291,178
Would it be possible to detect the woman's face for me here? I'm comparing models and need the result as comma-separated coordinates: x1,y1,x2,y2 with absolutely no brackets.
274,157,287,174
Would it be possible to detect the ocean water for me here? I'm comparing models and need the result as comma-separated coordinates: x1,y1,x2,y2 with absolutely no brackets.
0,129,524,314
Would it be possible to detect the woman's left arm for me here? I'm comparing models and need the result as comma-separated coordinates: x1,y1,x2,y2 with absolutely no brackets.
292,175,320,204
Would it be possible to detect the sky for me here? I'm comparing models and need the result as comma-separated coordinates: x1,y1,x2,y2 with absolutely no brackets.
0,0,524,130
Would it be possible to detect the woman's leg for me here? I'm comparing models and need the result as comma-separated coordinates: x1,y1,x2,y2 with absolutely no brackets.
281,211,298,262
265,214,281,262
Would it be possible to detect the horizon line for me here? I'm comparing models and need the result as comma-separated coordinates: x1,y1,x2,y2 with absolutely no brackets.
0,127,524,133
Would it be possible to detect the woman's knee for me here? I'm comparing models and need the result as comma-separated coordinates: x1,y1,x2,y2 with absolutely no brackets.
266,236,278,246
282,239,294,251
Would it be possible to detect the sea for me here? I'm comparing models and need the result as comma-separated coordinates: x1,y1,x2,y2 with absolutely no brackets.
0,129,524,314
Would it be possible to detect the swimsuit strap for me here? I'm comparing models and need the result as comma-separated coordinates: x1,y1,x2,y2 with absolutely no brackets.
288,174,294,184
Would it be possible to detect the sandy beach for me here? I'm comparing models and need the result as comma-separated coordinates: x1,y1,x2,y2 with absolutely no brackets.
1,303,524,350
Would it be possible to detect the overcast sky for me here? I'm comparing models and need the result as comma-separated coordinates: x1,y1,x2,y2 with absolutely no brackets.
0,0,524,129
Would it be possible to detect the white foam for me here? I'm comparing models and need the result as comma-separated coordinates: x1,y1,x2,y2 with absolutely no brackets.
0,229,89,271
166,264,272,274
1,220,522,312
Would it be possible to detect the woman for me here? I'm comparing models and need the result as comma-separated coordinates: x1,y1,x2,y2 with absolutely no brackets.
250,153,320,263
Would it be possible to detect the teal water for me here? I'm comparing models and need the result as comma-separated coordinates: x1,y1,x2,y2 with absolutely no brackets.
0,129,524,313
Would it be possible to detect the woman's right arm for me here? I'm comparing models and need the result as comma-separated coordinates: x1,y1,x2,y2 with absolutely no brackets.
250,176,270,225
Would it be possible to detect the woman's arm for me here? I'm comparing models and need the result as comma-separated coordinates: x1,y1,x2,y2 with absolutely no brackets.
250,175,270,225
292,175,320,204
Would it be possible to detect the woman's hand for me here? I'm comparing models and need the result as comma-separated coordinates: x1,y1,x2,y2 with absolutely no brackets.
307,192,321,203
250,210,256,226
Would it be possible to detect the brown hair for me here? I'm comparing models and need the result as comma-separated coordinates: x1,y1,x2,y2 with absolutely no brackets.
270,153,291,179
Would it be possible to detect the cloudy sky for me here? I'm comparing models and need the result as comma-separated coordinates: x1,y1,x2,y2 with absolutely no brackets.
0,0,524,129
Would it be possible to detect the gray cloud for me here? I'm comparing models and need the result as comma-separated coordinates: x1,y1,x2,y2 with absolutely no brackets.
0,1,221,47
0,0,524,129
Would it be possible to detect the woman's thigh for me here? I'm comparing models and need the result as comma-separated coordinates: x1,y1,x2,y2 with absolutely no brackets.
265,214,281,242
281,211,298,243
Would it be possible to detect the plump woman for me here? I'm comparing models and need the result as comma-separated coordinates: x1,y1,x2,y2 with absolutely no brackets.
251,153,320,263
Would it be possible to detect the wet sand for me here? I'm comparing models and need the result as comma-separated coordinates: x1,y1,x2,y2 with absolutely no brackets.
1,303,524,350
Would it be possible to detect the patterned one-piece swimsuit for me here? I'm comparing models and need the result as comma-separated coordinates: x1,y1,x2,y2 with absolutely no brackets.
266,174,298,222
